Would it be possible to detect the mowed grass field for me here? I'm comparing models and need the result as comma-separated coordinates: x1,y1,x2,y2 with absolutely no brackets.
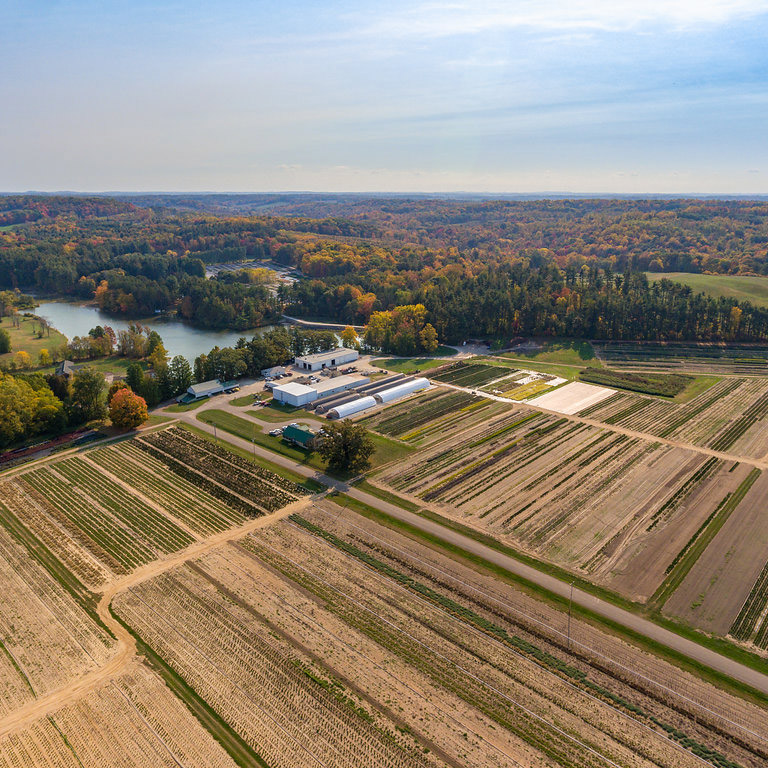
0,315,67,366
647,271,768,307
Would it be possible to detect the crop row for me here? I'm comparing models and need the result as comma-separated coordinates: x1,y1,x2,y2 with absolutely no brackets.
23,468,155,572
242,533,638,768
90,444,244,536
169,427,306,496
709,389,768,452
289,514,747,768
138,429,296,512
116,569,427,768
429,362,506,387
369,390,478,437
55,457,195,553
730,558,768,643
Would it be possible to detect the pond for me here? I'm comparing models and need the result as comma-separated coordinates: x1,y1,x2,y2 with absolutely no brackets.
34,301,279,363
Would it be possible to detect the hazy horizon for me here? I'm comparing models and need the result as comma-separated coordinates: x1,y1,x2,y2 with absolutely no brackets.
3,1,767,194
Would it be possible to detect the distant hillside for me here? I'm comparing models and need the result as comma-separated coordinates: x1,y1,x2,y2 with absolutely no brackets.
646,272,768,308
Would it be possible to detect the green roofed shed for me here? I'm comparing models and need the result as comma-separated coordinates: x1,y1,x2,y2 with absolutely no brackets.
282,424,315,447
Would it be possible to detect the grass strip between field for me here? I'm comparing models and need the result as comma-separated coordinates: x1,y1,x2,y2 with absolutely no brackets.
352,479,422,512
651,469,762,608
109,608,272,768
327,493,768,709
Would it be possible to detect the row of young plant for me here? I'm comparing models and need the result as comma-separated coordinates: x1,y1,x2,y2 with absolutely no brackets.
730,558,768,642
169,427,306,497
22,469,153,572
430,362,506,387
117,571,426,768
91,445,243,536
290,515,746,768
55,457,195,554
140,430,295,512
241,533,612,768
710,389,768,452
370,390,478,437
133,440,266,518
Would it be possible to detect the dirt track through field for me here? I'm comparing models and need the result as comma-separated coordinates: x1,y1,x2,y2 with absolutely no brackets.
0,497,310,739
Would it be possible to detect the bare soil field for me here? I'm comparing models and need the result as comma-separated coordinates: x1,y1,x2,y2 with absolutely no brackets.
528,381,616,414
377,408,737,600
664,471,768,637
0,661,238,768
578,378,768,459
105,501,768,768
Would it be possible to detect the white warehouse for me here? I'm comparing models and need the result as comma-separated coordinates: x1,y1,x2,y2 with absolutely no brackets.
294,347,358,372
272,382,317,407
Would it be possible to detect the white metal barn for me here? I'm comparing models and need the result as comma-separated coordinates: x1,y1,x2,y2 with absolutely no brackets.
312,374,370,399
327,396,377,419
373,378,429,404
272,382,317,407
294,347,359,372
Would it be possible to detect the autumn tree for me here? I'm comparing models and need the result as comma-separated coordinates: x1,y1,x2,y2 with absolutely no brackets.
340,326,359,350
109,387,148,430
313,420,374,474
38,349,51,366
419,323,439,353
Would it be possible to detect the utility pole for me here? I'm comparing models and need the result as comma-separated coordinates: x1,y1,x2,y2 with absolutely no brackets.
567,581,574,651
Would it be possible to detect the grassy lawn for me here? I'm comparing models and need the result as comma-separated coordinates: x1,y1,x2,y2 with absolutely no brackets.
646,271,768,308
353,479,422,512
673,375,721,403
165,399,208,412
181,422,325,492
498,339,600,367
247,401,308,422
145,414,173,425
371,357,454,373
488,357,580,380
229,393,259,407
198,408,412,475
0,315,67,367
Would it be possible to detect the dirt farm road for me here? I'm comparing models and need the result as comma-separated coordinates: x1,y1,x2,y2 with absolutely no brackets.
175,408,768,698
0,499,311,740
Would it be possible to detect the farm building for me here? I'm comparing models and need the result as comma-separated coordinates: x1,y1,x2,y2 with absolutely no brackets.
327,396,378,419
373,378,430,403
282,424,316,447
312,374,370,399
272,382,317,407
294,347,358,372
272,375,369,407
177,379,239,404
261,366,286,378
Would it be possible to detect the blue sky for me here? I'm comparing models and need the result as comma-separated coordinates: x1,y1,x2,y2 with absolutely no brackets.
2,0,767,193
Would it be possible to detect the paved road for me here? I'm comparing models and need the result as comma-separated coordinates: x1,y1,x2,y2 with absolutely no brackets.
171,405,768,697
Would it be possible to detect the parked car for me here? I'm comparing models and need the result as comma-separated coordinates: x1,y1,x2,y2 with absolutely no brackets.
269,429,281,436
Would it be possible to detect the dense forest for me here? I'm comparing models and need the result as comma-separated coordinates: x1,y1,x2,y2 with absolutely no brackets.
2,194,768,345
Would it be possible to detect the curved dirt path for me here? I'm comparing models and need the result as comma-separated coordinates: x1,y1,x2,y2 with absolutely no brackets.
0,499,310,739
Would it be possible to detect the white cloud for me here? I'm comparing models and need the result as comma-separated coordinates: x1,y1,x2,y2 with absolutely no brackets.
360,0,768,39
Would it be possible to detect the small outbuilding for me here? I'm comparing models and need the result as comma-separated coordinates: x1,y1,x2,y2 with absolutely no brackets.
282,424,316,447
261,366,287,378
177,379,238,403
294,347,358,372
272,381,316,407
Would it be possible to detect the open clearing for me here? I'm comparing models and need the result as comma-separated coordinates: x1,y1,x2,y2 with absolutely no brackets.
646,272,768,308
